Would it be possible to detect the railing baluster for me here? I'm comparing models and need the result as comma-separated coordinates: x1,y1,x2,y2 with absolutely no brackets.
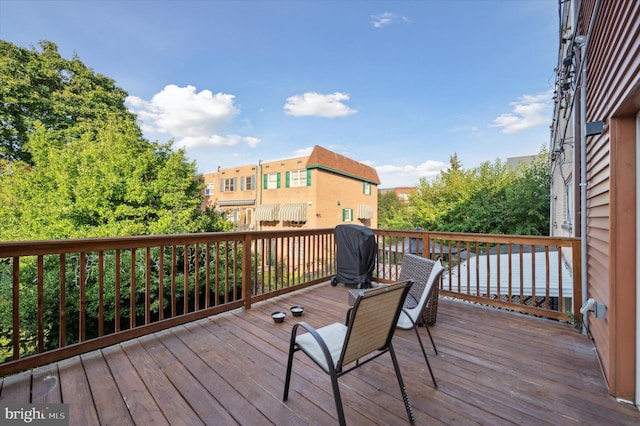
214,241,220,306
544,246,550,309
145,247,151,324
183,245,189,314
205,243,210,309
12,257,19,360
130,248,136,329
37,255,44,353
171,245,176,317
159,246,164,320
115,249,121,332
194,244,200,311
507,244,513,303
496,243,502,300
557,246,563,305
80,252,86,342
59,254,66,348
98,251,104,337
519,248,524,305
531,245,536,307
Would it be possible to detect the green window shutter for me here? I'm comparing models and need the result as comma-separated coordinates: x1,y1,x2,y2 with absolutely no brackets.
306,169,311,186
263,174,268,189
362,182,366,193
285,171,290,188
276,172,281,188
233,177,238,191
342,209,346,221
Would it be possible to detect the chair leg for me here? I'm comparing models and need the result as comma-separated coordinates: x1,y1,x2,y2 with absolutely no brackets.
283,339,297,400
413,326,438,388
330,373,346,426
389,343,416,425
418,314,438,354
425,324,438,354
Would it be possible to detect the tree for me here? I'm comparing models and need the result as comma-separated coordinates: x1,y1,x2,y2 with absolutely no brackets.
502,149,551,235
378,190,412,230
410,154,473,231
0,118,233,240
409,149,550,235
0,40,135,164
0,40,232,240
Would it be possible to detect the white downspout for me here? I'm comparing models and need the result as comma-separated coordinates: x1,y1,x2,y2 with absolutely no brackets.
576,34,588,332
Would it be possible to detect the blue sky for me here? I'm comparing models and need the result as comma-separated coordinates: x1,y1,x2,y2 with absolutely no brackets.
0,0,558,188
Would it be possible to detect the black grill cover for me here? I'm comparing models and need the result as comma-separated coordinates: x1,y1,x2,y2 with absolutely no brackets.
334,224,377,288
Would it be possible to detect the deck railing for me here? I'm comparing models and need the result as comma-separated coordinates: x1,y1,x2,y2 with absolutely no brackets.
0,228,581,376
373,230,582,322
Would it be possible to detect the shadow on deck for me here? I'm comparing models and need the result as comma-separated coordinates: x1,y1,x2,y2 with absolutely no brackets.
1,283,639,425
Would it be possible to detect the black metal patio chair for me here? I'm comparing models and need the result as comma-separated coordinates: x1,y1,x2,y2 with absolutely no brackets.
283,280,415,425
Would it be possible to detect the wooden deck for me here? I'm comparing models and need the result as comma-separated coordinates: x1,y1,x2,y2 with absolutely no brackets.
1,283,639,425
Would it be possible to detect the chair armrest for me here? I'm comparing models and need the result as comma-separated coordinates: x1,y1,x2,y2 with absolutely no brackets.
345,307,354,325
291,322,338,374
400,308,419,328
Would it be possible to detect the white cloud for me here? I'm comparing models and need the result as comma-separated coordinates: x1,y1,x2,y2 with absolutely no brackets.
370,12,410,28
371,12,396,28
284,92,357,118
293,147,314,157
490,91,553,134
376,160,448,188
125,84,260,148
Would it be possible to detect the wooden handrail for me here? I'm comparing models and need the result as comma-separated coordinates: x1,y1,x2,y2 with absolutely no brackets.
0,228,581,377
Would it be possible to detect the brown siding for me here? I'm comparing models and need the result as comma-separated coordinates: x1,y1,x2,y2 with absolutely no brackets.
580,0,640,400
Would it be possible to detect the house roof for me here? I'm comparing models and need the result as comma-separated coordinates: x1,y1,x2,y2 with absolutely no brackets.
306,145,380,184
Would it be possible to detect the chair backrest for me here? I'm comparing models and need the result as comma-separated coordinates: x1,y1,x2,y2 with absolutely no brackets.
339,280,412,368
398,253,444,322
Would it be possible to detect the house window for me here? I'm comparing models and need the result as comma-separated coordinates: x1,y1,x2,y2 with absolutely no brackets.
363,182,372,195
223,178,236,192
264,172,280,189
342,208,353,222
242,175,255,191
288,169,307,187
204,183,214,196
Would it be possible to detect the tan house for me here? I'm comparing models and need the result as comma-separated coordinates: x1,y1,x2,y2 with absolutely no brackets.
549,0,639,405
201,145,379,230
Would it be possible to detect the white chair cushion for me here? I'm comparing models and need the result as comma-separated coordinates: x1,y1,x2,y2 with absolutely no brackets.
395,309,416,330
295,323,347,373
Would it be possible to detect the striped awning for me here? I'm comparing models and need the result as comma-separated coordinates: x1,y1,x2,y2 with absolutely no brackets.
255,204,279,222
217,199,256,207
357,204,374,220
279,203,307,222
